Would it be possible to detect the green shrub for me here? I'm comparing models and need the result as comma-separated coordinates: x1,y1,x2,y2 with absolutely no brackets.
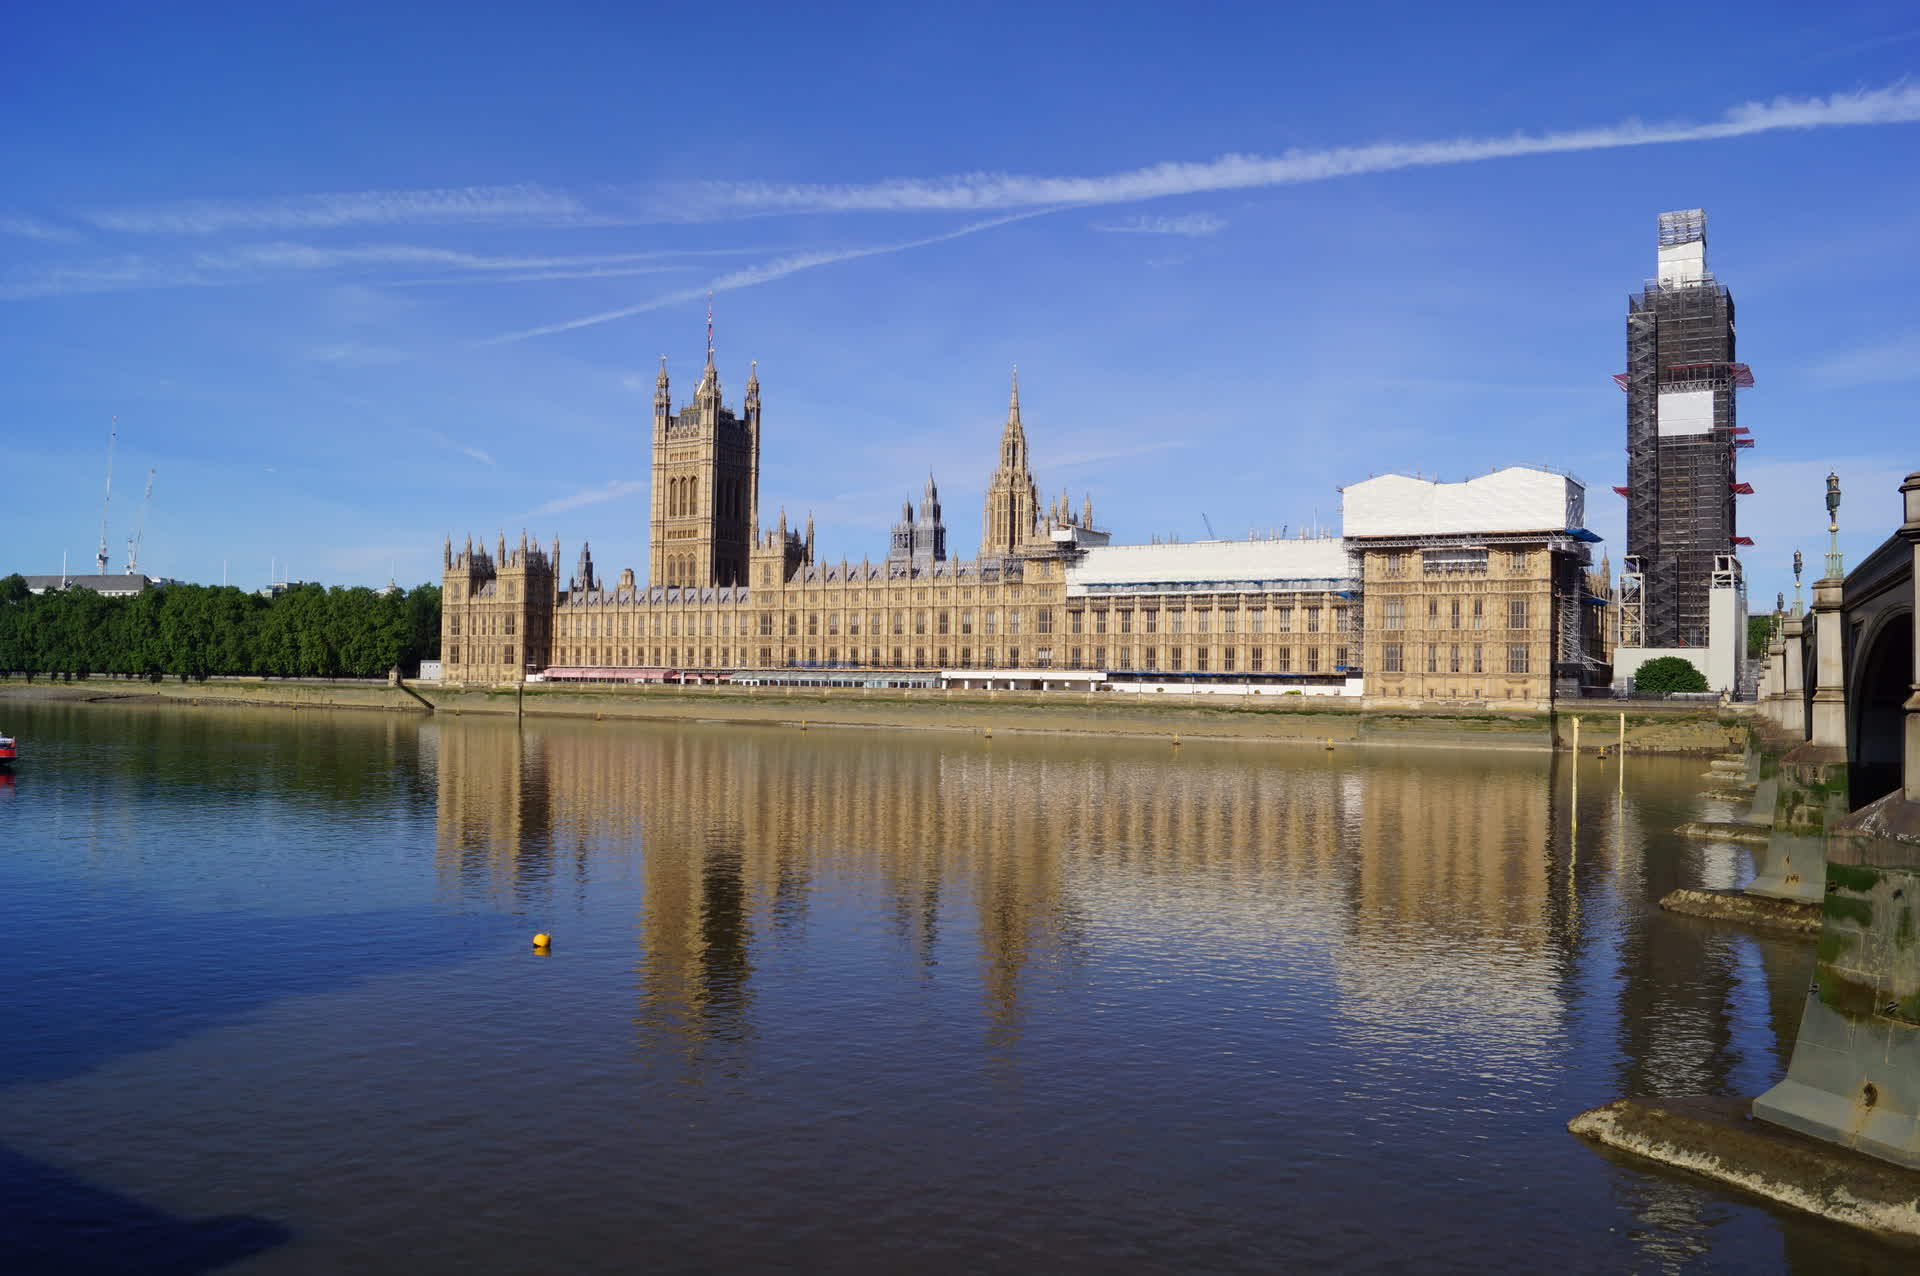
1633,654,1708,696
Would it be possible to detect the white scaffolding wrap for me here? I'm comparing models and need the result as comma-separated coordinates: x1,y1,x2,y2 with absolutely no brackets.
1657,388,1714,437
1340,467,1586,538
1066,538,1354,595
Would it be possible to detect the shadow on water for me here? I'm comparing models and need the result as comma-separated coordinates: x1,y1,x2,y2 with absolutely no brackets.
0,1142,288,1275
0,871,515,1088
0,879,497,1270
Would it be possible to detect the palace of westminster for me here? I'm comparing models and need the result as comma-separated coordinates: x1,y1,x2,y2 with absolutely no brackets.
440,341,1613,706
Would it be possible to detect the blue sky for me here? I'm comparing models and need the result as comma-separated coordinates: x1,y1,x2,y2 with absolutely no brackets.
5,1,1917,606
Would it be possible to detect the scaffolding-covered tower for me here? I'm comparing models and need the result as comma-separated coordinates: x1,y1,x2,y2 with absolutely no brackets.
1618,209,1753,649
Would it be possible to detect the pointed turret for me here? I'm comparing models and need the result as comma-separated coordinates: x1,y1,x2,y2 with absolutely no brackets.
745,359,759,410
443,536,452,569
982,367,1042,559
654,355,670,414
804,512,815,561
695,344,720,413
1082,495,1094,528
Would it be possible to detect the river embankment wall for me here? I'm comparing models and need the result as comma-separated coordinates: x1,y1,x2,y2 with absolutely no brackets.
0,676,1746,754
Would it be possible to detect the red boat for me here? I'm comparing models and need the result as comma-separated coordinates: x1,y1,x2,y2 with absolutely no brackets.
0,734,15,767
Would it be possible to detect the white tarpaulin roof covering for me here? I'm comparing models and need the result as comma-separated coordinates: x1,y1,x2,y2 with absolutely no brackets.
1068,538,1354,591
1340,467,1585,538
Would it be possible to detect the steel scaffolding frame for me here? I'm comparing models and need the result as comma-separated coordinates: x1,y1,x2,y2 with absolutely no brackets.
1623,261,1742,649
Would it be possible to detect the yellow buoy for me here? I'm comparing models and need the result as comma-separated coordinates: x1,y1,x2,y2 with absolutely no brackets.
1172,733,1180,747
1325,737,1335,750
532,933,551,949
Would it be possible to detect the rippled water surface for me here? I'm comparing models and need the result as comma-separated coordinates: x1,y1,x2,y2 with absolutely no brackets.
0,700,1909,1272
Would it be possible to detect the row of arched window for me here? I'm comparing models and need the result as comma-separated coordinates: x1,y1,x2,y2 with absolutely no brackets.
664,473,750,522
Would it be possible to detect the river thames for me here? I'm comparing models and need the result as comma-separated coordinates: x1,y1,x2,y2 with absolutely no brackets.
0,700,1908,1272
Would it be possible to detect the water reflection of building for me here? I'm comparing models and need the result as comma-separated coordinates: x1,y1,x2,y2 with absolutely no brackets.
432,719,558,898
432,725,1606,1065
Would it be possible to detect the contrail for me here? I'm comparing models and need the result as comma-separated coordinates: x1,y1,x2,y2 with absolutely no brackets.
653,83,1920,218
481,209,1056,345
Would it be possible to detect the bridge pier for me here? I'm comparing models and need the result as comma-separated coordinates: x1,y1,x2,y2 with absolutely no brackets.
1757,628,1788,730
1754,471,1920,1167
1777,613,1808,738
1576,471,1920,1231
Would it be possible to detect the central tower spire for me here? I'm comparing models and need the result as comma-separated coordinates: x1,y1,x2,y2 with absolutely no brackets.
981,367,1041,561
647,308,760,591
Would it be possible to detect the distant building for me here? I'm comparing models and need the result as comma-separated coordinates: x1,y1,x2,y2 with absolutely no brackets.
443,363,1107,687
887,474,949,574
440,340,1613,706
1057,537,1360,694
1342,467,1604,705
1618,208,1752,653
23,573,154,597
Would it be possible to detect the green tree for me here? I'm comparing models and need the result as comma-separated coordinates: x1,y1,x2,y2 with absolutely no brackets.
1747,614,1775,659
0,575,29,675
0,577,437,680
1633,654,1709,696
404,584,441,668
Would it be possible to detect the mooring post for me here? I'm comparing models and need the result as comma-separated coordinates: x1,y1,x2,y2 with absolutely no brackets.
1571,716,1580,839
1617,712,1625,794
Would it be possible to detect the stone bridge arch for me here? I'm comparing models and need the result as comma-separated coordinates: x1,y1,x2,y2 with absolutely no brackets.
1847,607,1911,809
1838,473,1920,809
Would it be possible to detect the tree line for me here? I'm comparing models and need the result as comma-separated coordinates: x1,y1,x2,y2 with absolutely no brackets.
0,577,440,680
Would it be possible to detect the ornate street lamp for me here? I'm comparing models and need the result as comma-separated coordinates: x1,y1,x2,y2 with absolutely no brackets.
1825,470,1844,578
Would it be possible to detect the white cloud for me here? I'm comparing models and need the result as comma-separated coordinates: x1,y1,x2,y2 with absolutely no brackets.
86,184,593,235
196,242,697,273
389,263,697,287
530,479,650,516
0,256,201,300
0,214,79,242
482,208,1056,345
1,242,727,300
654,83,1920,218
40,80,1920,271
1093,213,1226,237
424,429,495,466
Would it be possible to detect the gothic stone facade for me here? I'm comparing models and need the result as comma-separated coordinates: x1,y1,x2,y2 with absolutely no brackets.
1354,536,1587,705
440,355,1583,704
442,363,1110,684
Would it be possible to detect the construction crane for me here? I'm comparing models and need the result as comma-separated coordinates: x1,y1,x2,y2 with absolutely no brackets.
125,467,155,575
95,416,118,575
1201,512,1217,539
